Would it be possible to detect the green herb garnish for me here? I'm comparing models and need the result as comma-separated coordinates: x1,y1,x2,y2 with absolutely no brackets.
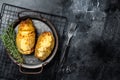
0,24,23,63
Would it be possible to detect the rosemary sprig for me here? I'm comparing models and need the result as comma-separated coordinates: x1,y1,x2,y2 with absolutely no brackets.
0,24,23,63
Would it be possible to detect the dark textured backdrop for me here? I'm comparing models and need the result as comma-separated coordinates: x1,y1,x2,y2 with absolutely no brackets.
1,0,120,80
57,0,120,80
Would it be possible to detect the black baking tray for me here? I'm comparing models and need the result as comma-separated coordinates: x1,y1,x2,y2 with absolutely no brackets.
0,3,67,80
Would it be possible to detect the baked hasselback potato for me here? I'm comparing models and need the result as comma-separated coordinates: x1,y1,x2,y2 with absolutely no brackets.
35,31,55,61
16,19,35,54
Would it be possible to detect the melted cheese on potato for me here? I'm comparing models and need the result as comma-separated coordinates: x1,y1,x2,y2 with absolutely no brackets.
16,19,35,54
35,32,55,61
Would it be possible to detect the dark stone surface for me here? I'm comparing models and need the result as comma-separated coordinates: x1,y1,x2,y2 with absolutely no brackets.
1,0,120,80
58,0,120,80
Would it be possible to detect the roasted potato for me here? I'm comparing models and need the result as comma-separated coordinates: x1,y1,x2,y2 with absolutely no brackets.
16,19,35,54
35,31,55,61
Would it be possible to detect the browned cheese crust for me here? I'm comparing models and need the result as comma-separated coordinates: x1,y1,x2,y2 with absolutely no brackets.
16,19,35,54
35,32,55,61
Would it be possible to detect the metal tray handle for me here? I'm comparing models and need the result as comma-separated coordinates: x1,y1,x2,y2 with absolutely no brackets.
19,65,43,74
18,10,43,20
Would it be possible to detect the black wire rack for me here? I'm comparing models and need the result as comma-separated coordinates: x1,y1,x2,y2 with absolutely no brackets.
0,3,67,80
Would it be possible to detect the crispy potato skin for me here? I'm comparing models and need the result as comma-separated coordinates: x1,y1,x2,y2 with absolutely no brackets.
35,32,55,61
16,19,35,54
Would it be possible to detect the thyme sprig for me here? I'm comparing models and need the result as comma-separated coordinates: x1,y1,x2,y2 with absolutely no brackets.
0,24,23,63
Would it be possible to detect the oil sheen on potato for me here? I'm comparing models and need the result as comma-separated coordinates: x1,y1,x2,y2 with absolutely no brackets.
35,32,55,61
16,19,35,54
